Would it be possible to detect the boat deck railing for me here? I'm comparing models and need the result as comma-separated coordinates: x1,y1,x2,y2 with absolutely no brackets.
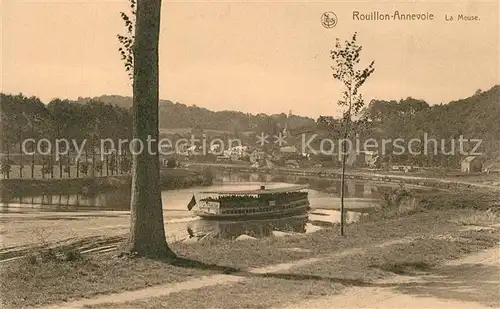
217,199,309,215
219,195,308,208
201,192,308,203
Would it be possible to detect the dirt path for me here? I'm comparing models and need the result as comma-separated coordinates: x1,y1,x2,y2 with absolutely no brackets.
278,244,500,309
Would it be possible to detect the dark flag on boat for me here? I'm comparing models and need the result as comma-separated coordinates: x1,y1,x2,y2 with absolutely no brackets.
187,195,196,211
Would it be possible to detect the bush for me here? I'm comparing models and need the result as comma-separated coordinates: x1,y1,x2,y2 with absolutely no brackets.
26,248,84,264
417,190,500,211
380,185,411,210
374,184,421,218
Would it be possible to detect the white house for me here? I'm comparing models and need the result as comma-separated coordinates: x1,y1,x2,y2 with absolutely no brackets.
279,146,297,154
460,156,482,173
223,146,249,159
249,150,266,163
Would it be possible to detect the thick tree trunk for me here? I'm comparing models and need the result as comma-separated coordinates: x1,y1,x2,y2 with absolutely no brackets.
128,0,175,258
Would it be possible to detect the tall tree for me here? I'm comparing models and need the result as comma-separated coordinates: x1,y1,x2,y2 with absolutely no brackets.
123,0,176,257
330,32,375,236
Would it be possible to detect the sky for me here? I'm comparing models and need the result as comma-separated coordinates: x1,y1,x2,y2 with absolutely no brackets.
1,0,499,118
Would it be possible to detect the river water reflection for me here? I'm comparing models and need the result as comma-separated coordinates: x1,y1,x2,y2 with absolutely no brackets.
1,172,432,241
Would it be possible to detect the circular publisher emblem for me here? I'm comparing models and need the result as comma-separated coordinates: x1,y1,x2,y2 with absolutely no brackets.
321,11,337,28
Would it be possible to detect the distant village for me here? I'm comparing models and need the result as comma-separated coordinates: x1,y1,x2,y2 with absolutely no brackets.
162,145,498,175
159,129,499,175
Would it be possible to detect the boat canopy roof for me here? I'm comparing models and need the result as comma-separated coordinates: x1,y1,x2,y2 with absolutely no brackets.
199,185,309,195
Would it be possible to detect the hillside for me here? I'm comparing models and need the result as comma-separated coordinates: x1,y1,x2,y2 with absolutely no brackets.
75,95,316,133
361,85,500,166
415,85,499,160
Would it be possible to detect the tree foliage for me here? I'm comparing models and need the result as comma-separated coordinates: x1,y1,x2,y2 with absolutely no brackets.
117,0,136,80
331,32,375,119
74,95,316,133
0,93,132,177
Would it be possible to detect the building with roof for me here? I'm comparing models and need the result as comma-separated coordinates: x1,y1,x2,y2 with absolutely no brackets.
279,146,297,154
460,156,483,173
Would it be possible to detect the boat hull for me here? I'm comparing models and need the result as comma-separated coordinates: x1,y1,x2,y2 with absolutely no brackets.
193,205,309,221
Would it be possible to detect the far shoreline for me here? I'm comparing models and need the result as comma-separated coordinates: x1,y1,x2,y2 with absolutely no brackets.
188,162,500,192
0,168,214,200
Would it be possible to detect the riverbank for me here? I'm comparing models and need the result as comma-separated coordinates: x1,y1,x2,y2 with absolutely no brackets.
0,168,213,200
1,189,499,308
189,163,500,191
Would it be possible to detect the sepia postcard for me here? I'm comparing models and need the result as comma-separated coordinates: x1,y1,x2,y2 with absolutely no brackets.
0,1,499,308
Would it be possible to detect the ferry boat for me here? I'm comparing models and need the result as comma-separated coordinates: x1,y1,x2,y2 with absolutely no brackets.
188,185,310,220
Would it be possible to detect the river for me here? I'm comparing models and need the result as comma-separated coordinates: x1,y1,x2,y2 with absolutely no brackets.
0,171,432,246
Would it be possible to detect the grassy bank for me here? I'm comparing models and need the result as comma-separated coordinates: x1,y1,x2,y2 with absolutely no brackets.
89,229,500,309
1,190,499,308
0,168,214,200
